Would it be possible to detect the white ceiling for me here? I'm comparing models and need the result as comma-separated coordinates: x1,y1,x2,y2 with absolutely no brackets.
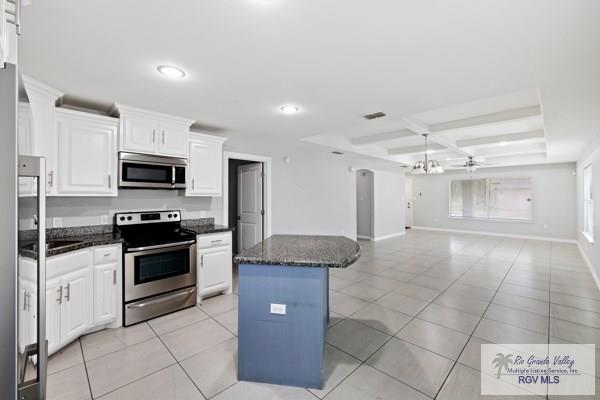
19,0,600,168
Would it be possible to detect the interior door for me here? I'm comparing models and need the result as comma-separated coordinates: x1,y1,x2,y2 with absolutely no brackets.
405,178,413,228
237,163,263,251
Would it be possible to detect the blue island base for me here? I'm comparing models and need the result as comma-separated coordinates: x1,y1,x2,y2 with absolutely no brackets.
237,263,329,389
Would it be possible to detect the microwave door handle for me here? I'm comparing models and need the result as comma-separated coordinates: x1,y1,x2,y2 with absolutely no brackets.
172,166,176,186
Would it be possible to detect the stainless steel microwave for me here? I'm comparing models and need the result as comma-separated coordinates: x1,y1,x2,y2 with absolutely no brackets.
119,152,187,189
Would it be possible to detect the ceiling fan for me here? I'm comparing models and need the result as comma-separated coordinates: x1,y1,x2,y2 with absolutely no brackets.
450,156,495,172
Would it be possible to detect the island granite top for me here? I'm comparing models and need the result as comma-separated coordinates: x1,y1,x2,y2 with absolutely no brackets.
234,234,361,268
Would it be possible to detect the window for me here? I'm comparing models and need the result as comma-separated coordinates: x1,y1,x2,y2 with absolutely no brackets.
449,177,533,221
449,179,487,218
583,164,593,242
488,177,533,220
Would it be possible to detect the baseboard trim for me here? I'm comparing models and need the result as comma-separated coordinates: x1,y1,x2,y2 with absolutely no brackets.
411,226,576,243
576,240,600,292
373,231,406,241
357,235,372,240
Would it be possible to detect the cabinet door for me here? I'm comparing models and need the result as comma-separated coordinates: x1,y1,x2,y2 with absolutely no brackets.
187,140,222,196
0,0,6,66
18,104,36,197
93,263,118,325
198,246,231,296
121,115,159,154
18,280,31,354
45,278,62,355
60,268,92,345
56,112,118,196
158,121,189,157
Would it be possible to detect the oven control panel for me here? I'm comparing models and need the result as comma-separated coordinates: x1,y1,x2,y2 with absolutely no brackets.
115,210,181,225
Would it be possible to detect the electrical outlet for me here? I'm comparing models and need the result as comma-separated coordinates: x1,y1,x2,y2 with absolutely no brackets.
52,217,62,228
270,303,286,315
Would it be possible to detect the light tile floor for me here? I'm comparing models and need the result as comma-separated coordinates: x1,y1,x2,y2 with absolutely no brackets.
46,229,600,399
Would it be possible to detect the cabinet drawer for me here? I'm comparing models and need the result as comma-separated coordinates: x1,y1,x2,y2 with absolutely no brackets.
196,232,232,249
93,245,119,264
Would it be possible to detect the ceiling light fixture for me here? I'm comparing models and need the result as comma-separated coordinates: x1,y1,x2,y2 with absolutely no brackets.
157,65,186,79
412,134,444,175
280,105,300,114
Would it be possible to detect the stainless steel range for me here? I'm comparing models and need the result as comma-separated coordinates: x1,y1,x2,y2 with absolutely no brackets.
115,210,197,326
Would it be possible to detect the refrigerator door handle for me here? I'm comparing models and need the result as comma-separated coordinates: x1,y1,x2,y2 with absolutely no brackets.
18,155,47,399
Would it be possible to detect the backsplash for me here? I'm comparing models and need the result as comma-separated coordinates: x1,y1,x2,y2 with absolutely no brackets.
18,189,222,229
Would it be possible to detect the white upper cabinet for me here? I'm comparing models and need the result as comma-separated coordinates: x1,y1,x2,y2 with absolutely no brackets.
187,132,227,197
115,104,193,158
18,103,36,197
0,0,18,65
55,109,118,196
120,113,158,154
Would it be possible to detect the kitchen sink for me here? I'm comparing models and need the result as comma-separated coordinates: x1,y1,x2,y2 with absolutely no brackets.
22,239,84,253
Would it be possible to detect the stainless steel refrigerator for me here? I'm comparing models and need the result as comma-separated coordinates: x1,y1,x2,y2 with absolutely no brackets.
1,62,47,399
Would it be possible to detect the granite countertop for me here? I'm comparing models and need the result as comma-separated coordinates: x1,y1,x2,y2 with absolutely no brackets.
19,225,122,259
234,234,361,268
19,218,234,259
181,219,234,234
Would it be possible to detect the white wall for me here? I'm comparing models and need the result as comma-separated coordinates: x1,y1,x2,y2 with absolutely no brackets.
31,132,406,241
576,135,600,279
411,163,577,240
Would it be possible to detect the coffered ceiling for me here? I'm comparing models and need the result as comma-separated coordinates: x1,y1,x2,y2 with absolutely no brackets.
18,0,600,169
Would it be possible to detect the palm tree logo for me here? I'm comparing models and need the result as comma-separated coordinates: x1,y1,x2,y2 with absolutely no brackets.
492,353,514,378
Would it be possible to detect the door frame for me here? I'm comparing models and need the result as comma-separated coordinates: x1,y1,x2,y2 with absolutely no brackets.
223,151,272,240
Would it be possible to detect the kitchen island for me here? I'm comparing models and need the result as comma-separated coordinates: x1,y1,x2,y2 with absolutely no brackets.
234,234,360,389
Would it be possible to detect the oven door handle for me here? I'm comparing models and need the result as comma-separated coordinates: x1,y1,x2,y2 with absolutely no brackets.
126,287,196,309
127,240,196,252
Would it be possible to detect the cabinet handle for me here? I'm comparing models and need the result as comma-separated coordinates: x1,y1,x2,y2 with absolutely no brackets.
113,269,117,285
192,179,195,191
210,239,223,243
201,255,204,267
56,287,63,305
26,292,30,311
108,174,112,189
48,171,54,187
162,131,165,144
6,0,21,35
23,290,27,311
64,283,71,302
152,129,156,143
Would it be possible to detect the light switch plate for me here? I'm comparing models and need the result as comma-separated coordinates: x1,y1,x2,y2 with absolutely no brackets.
270,303,286,315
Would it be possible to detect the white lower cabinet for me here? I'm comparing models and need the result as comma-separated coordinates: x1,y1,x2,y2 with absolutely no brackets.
19,243,122,356
93,262,118,325
59,267,93,345
197,232,232,300
45,278,62,355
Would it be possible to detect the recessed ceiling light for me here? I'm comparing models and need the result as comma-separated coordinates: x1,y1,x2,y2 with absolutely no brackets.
157,65,186,79
280,105,300,114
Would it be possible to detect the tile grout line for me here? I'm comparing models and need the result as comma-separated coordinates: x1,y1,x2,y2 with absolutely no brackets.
78,339,94,400
325,236,504,399
431,237,529,399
